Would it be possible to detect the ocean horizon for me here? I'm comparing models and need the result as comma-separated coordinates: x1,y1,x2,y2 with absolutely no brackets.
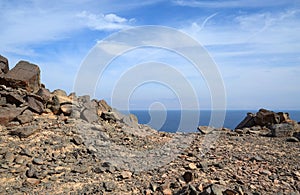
121,110,300,133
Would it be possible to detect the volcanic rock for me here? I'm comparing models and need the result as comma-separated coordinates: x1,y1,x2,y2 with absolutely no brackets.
0,55,9,74
0,61,40,92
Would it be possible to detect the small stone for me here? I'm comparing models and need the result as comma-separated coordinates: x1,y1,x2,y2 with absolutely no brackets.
286,137,299,142
25,178,40,186
162,188,172,195
26,167,37,178
183,171,193,183
197,126,214,134
72,135,83,145
188,163,197,170
260,169,272,176
150,182,158,192
33,158,44,165
15,156,26,164
103,181,116,192
4,152,15,163
250,156,263,162
120,170,132,179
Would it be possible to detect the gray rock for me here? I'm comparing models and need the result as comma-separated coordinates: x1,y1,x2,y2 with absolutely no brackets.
36,87,51,103
197,126,214,134
286,137,299,142
103,181,116,192
270,123,296,137
202,184,225,195
17,109,33,124
81,108,98,123
9,126,39,138
33,158,44,165
26,95,44,114
4,152,15,162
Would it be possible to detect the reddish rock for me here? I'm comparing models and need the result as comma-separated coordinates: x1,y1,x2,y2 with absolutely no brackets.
0,106,26,125
0,61,40,92
0,55,9,74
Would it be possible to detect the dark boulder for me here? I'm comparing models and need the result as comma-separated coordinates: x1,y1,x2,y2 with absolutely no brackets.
0,61,41,92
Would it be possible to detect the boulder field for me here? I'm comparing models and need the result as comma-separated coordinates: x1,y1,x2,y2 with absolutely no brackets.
0,55,299,194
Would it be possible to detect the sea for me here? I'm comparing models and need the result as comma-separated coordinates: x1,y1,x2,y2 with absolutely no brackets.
122,110,300,133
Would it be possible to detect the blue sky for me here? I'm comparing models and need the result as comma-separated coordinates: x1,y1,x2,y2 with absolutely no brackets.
1,0,300,110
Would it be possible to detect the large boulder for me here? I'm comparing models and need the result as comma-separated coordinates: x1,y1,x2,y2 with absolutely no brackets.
0,105,26,125
0,55,9,74
0,61,41,92
270,123,297,137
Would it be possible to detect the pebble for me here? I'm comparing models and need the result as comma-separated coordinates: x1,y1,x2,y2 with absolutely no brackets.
120,170,132,179
182,171,193,183
33,158,44,165
188,163,197,170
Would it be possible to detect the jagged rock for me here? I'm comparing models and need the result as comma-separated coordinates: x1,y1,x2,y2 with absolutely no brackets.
235,108,295,130
97,99,112,116
182,171,193,183
81,108,98,123
0,55,9,74
270,123,296,137
26,96,44,114
0,61,40,92
36,87,51,103
122,114,138,128
201,184,225,195
254,108,281,126
0,91,25,106
0,105,26,125
17,109,33,124
235,113,255,129
101,111,119,123
9,126,39,138
60,104,74,116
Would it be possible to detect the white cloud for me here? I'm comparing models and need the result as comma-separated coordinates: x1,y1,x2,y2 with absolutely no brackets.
77,11,134,31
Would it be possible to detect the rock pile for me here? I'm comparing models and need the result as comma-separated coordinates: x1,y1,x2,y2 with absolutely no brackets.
235,108,300,141
0,55,299,194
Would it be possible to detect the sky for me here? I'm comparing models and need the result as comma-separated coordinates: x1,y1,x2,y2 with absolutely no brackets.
0,0,300,110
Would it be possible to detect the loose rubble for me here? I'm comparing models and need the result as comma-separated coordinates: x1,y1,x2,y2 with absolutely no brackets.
0,55,299,194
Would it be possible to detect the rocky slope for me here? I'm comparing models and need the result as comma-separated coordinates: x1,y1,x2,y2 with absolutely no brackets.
0,55,300,195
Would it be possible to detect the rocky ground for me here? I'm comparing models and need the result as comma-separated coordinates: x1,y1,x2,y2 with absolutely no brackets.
0,55,300,194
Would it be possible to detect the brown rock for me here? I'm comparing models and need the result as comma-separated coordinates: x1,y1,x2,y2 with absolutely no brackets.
235,113,255,129
197,126,214,134
0,55,9,74
26,95,44,114
0,106,26,125
17,109,33,124
183,171,193,183
9,126,39,138
0,61,40,92
60,104,74,116
254,108,280,126
36,87,51,103
120,170,132,179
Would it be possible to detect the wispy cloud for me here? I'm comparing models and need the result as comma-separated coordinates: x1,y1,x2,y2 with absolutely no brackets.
173,0,297,8
77,11,135,31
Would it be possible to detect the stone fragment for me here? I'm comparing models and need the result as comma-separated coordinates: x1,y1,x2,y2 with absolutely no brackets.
0,106,25,125
60,104,74,116
183,171,193,183
17,109,33,124
4,152,15,162
72,135,83,145
81,108,98,123
122,114,138,128
103,181,116,192
33,158,44,165
188,163,197,170
202,184,225,195
286,137,299,142
235,113,256,129
9,126,39,138
97,99,112,116
0,61,40,92
0,55,9,74
25,178,40,186
0,91,24,106
162,188,172,195
120,170,132,179
26,95,44,114
197,126,214,134
270,123,295,137
36,87,51,103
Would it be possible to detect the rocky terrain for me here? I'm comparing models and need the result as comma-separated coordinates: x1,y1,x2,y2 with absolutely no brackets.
0,55,300,195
